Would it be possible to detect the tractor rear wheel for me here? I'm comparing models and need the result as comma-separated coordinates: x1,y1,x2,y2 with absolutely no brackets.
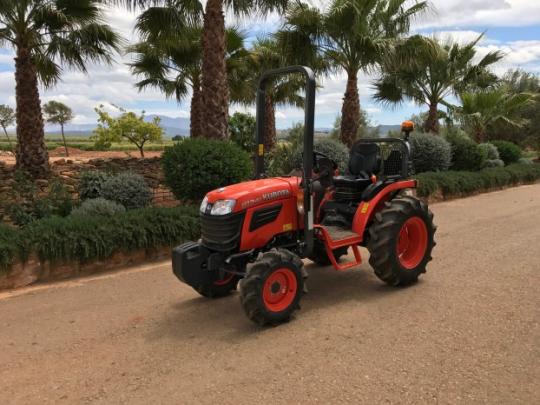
239,248,305,326
367,196,436,286
195,272,240,298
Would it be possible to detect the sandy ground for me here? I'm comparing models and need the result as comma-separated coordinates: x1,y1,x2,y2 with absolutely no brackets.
0,184,539,404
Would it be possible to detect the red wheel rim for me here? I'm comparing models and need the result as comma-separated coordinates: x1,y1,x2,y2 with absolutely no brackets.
214,272,235,286
397,216,428,270
262,268,298,312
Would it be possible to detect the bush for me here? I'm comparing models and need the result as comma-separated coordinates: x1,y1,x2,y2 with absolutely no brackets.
268,138,349,177
22,206,200,264
70,198,126,217
0,224,22,271
517,157,533,165
445,131,486,171
266,143,297,177
483,159,505,168
162,138,252,201
101,172,153,209
409,133,452,173
491,140,522,165
229,112,256,152
4,172,73,226
415,163,540,199
478,143,500,160
78,170,110,200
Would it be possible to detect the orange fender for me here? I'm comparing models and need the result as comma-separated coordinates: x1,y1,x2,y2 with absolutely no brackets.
352,180,416,240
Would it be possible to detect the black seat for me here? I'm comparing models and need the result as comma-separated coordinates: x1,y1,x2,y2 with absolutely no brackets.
333,142,380,191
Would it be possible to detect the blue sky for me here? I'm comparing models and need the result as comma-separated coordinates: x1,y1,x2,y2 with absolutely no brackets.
0,0,539,130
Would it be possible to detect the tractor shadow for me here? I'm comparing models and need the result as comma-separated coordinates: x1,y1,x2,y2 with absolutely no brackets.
148,252,420,343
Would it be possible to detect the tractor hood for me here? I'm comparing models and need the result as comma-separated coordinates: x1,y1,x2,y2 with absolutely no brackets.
205,177,301,213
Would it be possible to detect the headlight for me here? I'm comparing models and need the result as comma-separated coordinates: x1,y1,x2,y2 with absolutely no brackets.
200,196,209,213
210,199,236,216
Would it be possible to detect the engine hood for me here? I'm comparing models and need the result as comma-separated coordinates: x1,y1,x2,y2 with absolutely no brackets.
205,177,301,213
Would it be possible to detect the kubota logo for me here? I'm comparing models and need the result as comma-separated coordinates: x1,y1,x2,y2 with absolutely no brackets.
262,189,290,200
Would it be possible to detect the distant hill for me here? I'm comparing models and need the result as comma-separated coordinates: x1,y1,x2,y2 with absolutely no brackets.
45,114,190,137
44,116,401,138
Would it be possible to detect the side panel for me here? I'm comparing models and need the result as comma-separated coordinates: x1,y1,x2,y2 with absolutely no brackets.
239,197,299,251
352,180,416,239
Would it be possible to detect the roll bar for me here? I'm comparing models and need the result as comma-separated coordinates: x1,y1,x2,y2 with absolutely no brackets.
255,66,316,256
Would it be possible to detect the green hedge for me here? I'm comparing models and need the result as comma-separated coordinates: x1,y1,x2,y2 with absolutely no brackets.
0,224,24,270
415,163,540,199
0,206,199,271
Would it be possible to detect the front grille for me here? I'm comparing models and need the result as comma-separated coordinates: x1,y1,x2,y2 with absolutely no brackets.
200,212,245,252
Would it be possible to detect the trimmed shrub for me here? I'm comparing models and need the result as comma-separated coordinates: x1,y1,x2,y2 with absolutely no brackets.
70,198,126,217
409,133,452,173
162,138,252,201
445,131,486,171
23,206,200,264
491,140,522,165
292,138,349,174
483,159,505,168
78,170,110,200
268,138,349,177
415,163,540,199
101,172,153,209
478,143,500,160
517,157,533,165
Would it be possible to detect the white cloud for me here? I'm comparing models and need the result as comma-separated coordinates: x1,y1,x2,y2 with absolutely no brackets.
419,0,540,28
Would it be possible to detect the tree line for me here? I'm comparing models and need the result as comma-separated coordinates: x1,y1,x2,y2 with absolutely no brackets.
0,0,538,178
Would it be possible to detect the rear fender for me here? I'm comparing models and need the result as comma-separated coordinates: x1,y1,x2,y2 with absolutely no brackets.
352,180,416,239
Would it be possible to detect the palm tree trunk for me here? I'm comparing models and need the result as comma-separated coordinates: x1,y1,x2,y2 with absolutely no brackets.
264,94,276,151
190,80,204,137
2,126,13,151
340,72,360,148
423,103,440,133
14,47,49,177
201,0,229,140
60,123,69,157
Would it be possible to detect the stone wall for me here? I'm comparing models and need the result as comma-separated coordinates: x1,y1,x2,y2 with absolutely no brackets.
0,157,175,216
0,247,171,291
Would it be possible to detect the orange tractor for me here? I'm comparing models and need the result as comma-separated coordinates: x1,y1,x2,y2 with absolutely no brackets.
173,66,436,325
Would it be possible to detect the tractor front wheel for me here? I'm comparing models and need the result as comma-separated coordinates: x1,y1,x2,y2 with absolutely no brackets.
195,272,240,298
367,196,436,286
239,249,305,326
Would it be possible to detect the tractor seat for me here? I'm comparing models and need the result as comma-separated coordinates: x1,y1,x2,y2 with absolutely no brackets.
333,142,381,200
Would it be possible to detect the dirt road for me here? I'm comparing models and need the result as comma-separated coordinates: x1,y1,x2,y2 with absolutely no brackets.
1,185,539,404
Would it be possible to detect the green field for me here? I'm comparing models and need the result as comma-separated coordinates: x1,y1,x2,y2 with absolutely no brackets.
0,136,176,153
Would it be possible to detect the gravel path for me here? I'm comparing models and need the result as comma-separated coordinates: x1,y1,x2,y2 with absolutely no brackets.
1,184,539,404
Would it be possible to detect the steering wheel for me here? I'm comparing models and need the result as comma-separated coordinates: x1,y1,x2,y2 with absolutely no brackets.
313,151,337,189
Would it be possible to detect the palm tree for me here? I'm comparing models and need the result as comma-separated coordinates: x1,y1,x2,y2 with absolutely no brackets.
113,0,288,140
128,20,248,137
456,89,535,143
43,101,74,157
374,34,503,133
240,38,306,150
278,0,428,147
0,0,121,177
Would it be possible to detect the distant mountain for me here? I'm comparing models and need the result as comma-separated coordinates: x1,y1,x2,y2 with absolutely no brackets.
45,115,401,138
46,114,190,137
